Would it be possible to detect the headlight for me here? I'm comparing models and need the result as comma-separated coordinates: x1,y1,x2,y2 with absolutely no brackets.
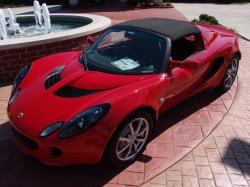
12,64,32,92
58,104,111,139
40,122,64,137
9,88,21,104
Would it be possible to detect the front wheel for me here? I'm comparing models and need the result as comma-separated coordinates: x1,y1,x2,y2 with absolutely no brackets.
107,111,153,167
218,56,239,92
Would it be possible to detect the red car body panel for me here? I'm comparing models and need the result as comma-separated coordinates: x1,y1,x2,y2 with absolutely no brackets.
8,22,240,165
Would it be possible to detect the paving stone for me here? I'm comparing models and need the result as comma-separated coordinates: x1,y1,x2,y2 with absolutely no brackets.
173,125,203,147
142,183,165,187
166,180,182,187
219,148,235,159
182,176,199,187
214,136,228,148
146,142,174,159
210,161,227,174
166,170,182,181
198,179,216,187
240,164,250,180
235,153,250,164
203,137,217,149
205,148,221,161
214,173,232,187
117,171,144,186
169,162,181,171
180,161,197,176
192,144,206,157
230,140,245,153
224,159,242,174
183,153,193,161
196,166,213,179
150,172,167,185
229,174,248,185
234,127,250,139
194,156,209,166
212,127,225,137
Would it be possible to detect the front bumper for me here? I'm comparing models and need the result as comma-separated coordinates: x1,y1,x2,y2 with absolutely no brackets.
9,122,112,166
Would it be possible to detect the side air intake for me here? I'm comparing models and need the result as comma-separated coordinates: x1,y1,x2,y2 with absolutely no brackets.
44,66,65,89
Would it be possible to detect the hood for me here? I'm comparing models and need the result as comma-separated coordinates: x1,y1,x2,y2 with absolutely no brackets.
8,52,149,137
61,57,145,90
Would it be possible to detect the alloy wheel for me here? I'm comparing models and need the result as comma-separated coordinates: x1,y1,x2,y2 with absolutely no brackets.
115,118,149,161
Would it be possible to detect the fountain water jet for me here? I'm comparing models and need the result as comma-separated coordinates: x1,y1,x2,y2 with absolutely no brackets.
33,0,42,28
7,8,20,35
42,3,51,33
0,15,7,40
0,9,7,25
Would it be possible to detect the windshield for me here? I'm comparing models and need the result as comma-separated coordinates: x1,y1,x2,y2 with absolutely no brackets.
82,28,167,75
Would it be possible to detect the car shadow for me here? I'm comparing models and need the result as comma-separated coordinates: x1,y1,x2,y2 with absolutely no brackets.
152,88,223,140
0,88,224,187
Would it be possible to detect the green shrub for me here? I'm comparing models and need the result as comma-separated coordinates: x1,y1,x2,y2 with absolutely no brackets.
199,14,219,25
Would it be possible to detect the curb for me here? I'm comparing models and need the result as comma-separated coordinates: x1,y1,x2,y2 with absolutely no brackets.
238,34,250,42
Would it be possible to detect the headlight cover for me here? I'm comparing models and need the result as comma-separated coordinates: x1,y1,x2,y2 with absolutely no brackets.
12,64,32,92
9,88,21,104
40,122,64,137
58,104,111,139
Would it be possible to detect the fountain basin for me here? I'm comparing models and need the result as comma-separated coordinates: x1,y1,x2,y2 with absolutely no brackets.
0,13,111,83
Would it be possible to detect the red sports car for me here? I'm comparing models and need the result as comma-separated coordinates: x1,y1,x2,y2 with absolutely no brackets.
8,18,240,167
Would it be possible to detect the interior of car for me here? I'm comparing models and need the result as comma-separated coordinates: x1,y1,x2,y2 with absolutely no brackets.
171,34,204,61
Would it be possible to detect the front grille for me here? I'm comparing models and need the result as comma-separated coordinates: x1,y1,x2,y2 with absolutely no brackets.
12,128,39,151
44,72,61,89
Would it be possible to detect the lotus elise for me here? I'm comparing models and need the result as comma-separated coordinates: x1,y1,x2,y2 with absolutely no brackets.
8,18,240,167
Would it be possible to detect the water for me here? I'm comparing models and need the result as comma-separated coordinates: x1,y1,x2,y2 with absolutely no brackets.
7,21,86,38
41,3,51,33
33,0,42,27
0,0,54,40
0,15,7,39
7,8,20,34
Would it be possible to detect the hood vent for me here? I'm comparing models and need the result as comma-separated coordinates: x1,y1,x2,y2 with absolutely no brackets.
54,86,107,98
44,66,65,89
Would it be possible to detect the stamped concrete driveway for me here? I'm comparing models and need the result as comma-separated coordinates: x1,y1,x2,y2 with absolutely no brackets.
174,3,250,39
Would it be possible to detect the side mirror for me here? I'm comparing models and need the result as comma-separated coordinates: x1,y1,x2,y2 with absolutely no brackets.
169,59,199,69
87,35,95,45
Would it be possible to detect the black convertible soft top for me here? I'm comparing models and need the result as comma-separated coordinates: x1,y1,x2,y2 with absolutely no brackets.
115,18,201,41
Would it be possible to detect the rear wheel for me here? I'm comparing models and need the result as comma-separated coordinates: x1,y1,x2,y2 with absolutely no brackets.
218,56,239,92
108,111,153,167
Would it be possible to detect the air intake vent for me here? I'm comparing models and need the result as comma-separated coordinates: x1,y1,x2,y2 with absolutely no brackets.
44,66,65,89
54,86,106,98
44,72,61,89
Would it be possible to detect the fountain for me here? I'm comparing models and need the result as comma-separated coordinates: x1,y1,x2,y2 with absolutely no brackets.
0,0,111,83
0,1,52,40
33,0,42,28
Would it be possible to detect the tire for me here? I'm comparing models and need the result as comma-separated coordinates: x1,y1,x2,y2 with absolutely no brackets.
107,111,154,167
218,56,239,92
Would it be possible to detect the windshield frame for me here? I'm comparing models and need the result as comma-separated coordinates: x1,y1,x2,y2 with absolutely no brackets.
83,26,171,75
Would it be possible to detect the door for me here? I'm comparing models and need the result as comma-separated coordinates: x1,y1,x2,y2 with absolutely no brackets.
160,34,207,112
